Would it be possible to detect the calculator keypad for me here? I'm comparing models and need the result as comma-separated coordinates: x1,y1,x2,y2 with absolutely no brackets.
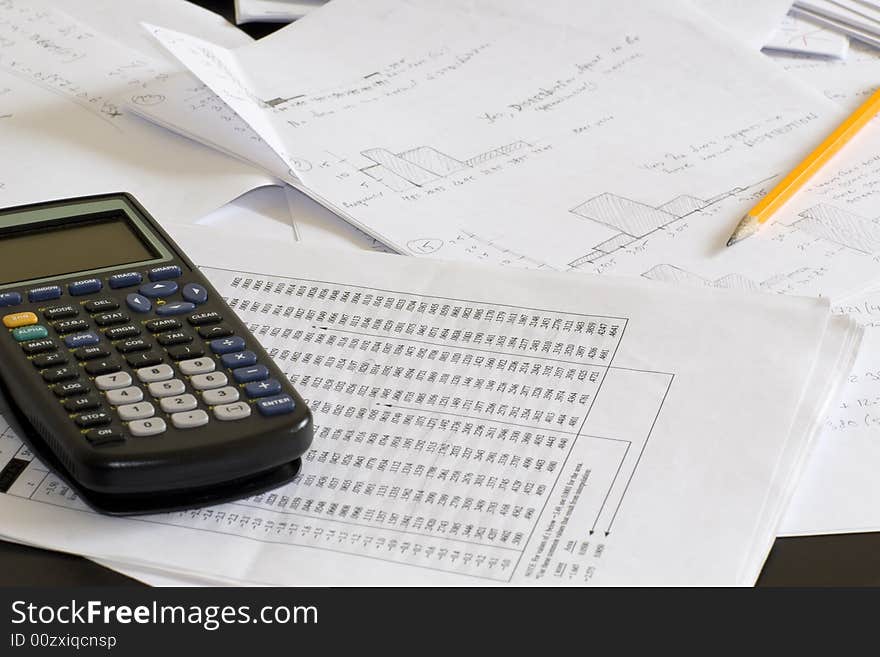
5,262,298,451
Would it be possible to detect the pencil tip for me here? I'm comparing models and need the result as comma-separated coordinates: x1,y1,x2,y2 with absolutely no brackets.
725,214,759,248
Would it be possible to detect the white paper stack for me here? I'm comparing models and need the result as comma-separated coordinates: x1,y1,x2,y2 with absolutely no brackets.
793,0,880,48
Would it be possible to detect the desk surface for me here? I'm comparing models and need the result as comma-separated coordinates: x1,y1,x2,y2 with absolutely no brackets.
1,0,878,588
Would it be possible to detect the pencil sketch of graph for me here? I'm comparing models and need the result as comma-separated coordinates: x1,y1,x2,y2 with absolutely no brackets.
567,187,750,267
359,142,530,191
642,264,816,292
791,204,880,254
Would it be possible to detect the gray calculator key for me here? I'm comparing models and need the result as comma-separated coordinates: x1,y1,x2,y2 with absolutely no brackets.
129,417,166,437
95,371,133,391
159,394,198,414
214,401,252,421
191,371,228,390
148,378,186,398
202,386,240,406
171,409,209,430
136,363,174,383
117,402,156,422
178,357,216,376
105,386,144,406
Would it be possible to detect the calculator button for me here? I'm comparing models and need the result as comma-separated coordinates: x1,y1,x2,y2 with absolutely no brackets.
28,286,62,303
85,427,125,446
214,402,252,422
188,311,222,326
166,344,205,361
221,350,257,368
68,278,102,296
105,386,144,406
191,372,228,390
117,402,156,422
64,332,100,349
94,311,130,327
43,305,78,321
21,339,56,355
75,411,111,429
116,337,151,354
148,378,186,398
12,325,48,342
126,351,164,368
139,281,178,298
171,410,209,430
108,272,143,289
155,301,196,316
181,283,208,305
148,265,182,281
95,371,133,391
136,364,174,383
202,386,240,406
126,293,152,313
3,311,38,328
146,318,181,333
75,345,111,361
54,380,89,398
63,395,101,413
245,379,282,399
209,336,245,354
52,318,89,334
199,325,233,340
129,417,166,437
0,292,21,307
178,357,216,376
84,359,122,376
32,352,68,369
160,394,198,413
42,366,78,383
257,395,296,416
84,298,119,313
105,325,141,340
156,330,192,346
233,365,269,383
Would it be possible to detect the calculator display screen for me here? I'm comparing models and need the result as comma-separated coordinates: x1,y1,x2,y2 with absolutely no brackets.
0,215,159,285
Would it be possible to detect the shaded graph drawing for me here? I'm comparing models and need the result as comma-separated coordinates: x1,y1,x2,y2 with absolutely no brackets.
642,264,817,292
359,142,530,191
791,204,880,254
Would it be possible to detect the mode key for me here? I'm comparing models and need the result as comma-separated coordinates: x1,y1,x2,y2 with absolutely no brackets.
43,305,78,321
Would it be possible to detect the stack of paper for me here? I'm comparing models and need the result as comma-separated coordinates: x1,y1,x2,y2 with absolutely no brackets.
793,0,880,48
235,0,327,24
764,12,851,58
0,226,861,585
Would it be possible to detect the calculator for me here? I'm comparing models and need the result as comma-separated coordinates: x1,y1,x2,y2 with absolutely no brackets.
0,193,313,514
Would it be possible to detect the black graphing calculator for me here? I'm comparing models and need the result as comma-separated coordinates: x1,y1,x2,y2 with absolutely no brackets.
0,194,313,514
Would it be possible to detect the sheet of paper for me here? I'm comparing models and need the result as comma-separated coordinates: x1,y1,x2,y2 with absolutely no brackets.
144,0,880,302
0,225,859,586
235,0,327,24
792,5,880,48
191,185,298,243
692,0,795,49
764,12,851,58
773,40,880,110
795,0,880,38
0,0,274,223
781,288,880,535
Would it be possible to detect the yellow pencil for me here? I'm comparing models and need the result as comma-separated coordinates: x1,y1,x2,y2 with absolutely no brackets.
726,86,880,247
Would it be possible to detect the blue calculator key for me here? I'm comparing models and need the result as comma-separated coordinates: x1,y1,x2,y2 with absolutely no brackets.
156,301,196,316
109,272,143,289
28,286,62,302
126,293,152,313
67,278,102,296
0,292,21,307
210,336,246,354
139,281,178,298
257,394,296,416
232,365,269,383
64,332,100,349
245,379,282,398
148,265,182,281
182,283,208,304
220,350,257,368
12,325,48,342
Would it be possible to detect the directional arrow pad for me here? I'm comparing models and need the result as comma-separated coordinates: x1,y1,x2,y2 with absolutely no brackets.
139,281,179,298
